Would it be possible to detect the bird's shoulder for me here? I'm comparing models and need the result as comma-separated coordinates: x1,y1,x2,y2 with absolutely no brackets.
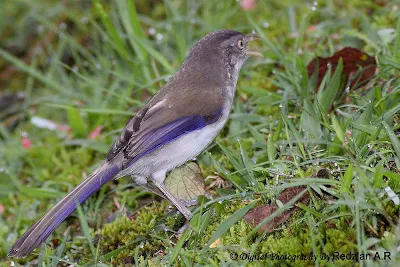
105,82,226,163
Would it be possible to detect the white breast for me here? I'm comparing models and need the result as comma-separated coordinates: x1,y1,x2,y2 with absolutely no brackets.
115,102,232,183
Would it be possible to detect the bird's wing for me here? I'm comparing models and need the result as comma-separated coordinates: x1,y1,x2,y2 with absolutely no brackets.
106,84,225,168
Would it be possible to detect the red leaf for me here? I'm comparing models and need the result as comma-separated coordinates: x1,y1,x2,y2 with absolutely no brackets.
243,169,330,232
243,186,310,233
307,47,377,92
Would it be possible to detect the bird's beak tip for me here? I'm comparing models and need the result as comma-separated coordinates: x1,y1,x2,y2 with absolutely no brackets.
246,33,263,57
245,33,260,42
246,50,264,58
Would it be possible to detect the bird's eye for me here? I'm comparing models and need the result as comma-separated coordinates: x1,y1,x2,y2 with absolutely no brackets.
237,39,244,49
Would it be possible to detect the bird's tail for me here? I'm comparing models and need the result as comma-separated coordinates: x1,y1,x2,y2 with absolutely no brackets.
8,162,120,258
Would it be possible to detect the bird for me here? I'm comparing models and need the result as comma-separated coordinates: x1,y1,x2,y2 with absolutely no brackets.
8,29,259,258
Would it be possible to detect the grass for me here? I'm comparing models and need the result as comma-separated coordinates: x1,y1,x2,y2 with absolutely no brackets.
1,0,400,266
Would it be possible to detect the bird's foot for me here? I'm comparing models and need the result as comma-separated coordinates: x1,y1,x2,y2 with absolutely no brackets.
205,175,232,189
181,199,198,207
175,221,190,239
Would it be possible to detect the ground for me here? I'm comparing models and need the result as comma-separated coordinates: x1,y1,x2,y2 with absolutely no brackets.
0,0,400,266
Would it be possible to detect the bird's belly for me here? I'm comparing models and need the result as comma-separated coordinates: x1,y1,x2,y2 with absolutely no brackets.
118,108,230,183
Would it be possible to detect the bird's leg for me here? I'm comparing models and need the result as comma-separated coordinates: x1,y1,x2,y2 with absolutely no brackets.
141,184,167,199
181,199,198,207
155,181,192,220
132,176,167,199
152,172,192,220
137,181,197,208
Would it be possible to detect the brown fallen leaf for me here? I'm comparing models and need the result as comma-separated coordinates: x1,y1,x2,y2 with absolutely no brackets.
243,186,310,233
243,168,330,233
243,169,330,232
307,47,377,92
315,168,330,179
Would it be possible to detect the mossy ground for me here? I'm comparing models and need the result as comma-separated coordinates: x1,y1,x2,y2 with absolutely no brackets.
1,0,400,266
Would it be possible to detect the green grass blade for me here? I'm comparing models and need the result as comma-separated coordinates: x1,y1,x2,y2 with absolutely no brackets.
205,201,256,247
169,228,191,265
76,204,96,257
318,58,343,111
383,121,400,166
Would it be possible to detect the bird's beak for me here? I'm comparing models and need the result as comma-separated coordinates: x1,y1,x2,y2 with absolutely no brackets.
245,33,263,58
245,33,260,42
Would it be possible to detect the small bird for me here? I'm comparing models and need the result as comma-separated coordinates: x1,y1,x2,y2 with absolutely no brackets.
9,29,259,258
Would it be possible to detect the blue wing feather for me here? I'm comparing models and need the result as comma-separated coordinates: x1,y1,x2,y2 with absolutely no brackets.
123,109,222,168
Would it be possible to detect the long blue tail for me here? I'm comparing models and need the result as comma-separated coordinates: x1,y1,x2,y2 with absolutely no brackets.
8,162,119,258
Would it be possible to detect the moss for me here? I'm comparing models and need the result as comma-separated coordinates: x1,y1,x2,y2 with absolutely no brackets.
249,219,356,266
3,0,400,265
186,198,360,267
97,201,168,266
256,105,281,117
65,236,93,264
198,201,248,245
259,231,314,267
164,210,186,230
184,200,250,265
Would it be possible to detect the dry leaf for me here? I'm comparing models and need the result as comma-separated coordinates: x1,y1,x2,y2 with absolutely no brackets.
209,238,220,248
243,186,310,233
243,169,331,232
307,47,377,92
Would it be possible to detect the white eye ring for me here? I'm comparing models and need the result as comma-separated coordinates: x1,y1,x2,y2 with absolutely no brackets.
238,39,244,49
